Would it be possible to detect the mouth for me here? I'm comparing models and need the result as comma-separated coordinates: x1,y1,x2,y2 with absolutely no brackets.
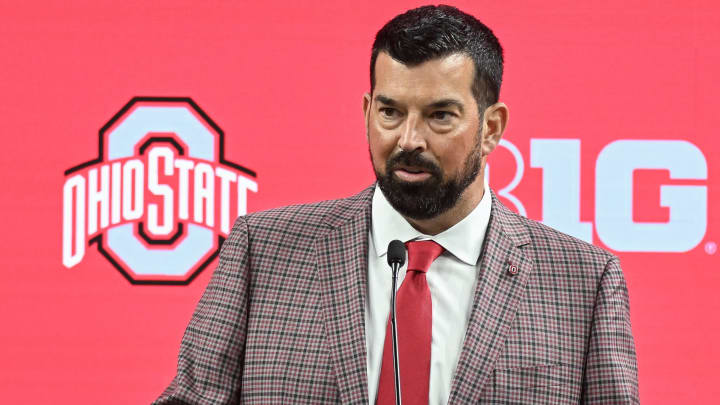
393,165,432,182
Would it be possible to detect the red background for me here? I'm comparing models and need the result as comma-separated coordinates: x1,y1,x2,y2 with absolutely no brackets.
1,0,718,403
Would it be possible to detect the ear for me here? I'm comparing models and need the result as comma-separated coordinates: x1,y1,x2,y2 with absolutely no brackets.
362,92,372,140
481,102,509,156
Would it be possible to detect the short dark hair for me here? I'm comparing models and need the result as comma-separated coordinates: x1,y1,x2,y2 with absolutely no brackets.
370,5,504,112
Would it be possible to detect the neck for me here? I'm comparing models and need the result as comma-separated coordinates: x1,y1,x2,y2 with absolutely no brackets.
403,173,486,236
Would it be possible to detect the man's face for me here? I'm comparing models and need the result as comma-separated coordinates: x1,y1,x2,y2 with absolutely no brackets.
364,52,484,220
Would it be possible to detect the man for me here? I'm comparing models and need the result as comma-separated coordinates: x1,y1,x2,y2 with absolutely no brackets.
155,5,638,404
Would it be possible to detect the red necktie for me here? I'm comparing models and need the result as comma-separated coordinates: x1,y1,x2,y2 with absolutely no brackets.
376,240,444,405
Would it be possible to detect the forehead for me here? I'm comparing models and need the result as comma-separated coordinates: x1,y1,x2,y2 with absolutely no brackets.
373,51,476,103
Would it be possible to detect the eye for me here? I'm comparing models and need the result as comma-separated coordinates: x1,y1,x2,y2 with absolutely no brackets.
379,107,399,119
430,111,453,121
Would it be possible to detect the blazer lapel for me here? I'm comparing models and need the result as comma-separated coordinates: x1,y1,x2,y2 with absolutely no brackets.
316,187,374,405
448,191,533,404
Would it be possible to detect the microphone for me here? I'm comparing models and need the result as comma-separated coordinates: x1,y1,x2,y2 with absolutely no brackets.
387,239,406,267
387,240,406,405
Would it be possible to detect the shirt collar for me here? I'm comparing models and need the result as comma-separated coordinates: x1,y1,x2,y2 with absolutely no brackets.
371,177,492,266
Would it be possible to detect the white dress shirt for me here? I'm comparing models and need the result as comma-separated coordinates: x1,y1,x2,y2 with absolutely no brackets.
365,181,492,405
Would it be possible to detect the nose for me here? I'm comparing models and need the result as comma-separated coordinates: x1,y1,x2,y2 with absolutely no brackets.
397,112,427,152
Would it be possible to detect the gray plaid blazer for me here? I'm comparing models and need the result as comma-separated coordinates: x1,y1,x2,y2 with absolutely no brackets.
154,185,639,404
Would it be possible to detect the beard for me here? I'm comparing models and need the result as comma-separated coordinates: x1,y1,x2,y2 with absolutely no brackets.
372,141,483,220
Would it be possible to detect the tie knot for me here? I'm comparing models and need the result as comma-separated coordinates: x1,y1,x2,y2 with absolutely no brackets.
405,240,444,273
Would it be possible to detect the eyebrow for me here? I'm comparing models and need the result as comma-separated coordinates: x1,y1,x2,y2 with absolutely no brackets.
428,99,465,113
374,94,464,113
374,94,397,106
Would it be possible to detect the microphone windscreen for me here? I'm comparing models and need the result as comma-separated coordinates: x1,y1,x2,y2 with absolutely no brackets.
387,240,406,267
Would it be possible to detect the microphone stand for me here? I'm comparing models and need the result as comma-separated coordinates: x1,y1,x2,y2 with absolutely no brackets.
390,261,402,405
386,239,405,405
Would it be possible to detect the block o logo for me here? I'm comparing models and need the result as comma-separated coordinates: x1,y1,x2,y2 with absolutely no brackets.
62,97,258,285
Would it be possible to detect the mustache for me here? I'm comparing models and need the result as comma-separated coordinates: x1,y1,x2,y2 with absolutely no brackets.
386,150,441,176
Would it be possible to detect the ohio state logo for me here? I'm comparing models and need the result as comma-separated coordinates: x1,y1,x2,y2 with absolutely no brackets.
62,97,258,285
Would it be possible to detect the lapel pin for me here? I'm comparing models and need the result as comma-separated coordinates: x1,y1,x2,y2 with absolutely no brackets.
508,264,519,275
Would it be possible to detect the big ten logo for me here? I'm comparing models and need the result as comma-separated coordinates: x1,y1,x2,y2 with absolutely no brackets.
487,139,708,253
62,97,258,284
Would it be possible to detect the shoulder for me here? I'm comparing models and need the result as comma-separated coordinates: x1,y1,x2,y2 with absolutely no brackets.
493,200,624,306
237,184,375,240
522,215,614,264
491,194,617,276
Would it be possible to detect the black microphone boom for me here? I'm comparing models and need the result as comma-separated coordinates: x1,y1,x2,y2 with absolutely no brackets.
386,239,406,405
